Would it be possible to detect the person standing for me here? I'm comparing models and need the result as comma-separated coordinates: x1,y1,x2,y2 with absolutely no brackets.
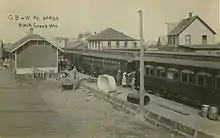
130,77,136,91
116,70,122,86
135,70,140,90
122,72,127,87
72,66,78,80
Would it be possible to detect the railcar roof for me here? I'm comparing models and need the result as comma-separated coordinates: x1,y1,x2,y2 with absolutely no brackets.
82,52,134,62
135,56,220,70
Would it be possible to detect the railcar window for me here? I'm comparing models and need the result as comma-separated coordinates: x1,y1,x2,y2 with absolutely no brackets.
156,69,165,78
206,76,213,88
146,68,154,76
167,71,179,81
197,75,205,86
181,73,188,83
189,74,195,83
216,76,220,89
196,72,212,87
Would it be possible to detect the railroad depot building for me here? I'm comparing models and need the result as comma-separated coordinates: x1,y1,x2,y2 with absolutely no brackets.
6,28,63,75
87,28,139,50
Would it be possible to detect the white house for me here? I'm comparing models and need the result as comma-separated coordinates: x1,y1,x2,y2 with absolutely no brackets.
167,13,217,46
87,28,139,50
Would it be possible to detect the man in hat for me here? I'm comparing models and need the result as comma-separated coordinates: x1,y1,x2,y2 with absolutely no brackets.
116,70,122,86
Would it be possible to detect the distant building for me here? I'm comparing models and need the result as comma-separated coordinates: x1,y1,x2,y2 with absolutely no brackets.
167,13,216,46
87,28,139,50
8,28,63,75
52,37,69,48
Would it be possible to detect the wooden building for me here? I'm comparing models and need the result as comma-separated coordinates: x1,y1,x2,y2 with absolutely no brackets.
8,29,63,75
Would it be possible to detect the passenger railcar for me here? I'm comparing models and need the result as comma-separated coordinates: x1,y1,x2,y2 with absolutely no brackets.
133,51,220,109
63,48,220,110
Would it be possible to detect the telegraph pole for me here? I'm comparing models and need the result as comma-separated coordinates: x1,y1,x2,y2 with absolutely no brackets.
138,9,145,115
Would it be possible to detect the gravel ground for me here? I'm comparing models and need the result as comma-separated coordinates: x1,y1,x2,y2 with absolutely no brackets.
37,80,173,138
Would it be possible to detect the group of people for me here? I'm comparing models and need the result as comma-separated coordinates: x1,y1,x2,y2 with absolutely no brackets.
57,66,78,89
116,70,140,91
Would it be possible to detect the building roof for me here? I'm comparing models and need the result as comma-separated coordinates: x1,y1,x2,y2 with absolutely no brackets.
168,16,216,36
65,39,87,49
178,44,220,50
87,28,136,41
10,34,64,53
53,37,69,41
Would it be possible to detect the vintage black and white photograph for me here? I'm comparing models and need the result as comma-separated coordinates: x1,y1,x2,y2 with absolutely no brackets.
0,0,220,137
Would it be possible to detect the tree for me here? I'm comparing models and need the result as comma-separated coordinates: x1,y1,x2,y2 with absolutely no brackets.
77,33,83,39
78,31,92,39
157,37,161,47
83,31,92,38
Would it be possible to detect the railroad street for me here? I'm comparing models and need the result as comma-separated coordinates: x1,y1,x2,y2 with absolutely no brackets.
0,68,172,138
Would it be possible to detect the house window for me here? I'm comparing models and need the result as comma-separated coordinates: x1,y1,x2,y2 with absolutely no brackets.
134,42,137,48
116,41,119,48
185,35,191,45
202,35,207,45
108,41,111,47
124,41,127,48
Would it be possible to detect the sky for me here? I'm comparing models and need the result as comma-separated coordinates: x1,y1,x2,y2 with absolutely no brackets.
0,0,219,43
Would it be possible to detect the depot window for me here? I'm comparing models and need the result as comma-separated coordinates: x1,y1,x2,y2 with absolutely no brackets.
108,41,111,47
124,41,127,48
116,41,120,47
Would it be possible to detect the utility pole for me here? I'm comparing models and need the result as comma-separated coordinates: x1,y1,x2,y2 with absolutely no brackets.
138,9,145,115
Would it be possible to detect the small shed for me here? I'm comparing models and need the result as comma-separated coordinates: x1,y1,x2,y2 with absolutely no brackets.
9,30,64,75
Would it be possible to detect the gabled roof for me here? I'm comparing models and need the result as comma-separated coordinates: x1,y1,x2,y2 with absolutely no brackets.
10,34,64,53
87,28,137,41
168,16,217,36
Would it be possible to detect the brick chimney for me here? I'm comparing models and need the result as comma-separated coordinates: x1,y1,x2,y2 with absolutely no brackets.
189,12,193,18
29,28,34,35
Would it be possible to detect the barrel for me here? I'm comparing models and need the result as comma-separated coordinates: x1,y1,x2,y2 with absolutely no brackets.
127,93,150,105
200,105,210,118
208,106,218,120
